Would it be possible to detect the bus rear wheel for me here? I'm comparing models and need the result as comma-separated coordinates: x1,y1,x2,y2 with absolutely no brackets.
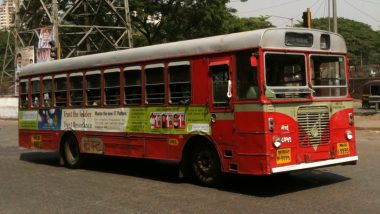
191,144,222,187
62,135,82,169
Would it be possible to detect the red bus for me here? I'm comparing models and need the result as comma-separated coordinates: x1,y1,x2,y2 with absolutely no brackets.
19,28,358,186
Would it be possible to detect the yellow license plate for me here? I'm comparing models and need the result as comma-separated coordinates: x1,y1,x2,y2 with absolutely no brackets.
276,148,291,164
337,142,350,155
31,135,42,148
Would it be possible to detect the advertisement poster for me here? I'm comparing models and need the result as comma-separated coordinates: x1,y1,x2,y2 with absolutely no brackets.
37,48,51,63
61,109,129,132
19,111,38,130
15,46,35,71
38,27,54,49
38,109,62,130
126,106,210,134
37,27,54,63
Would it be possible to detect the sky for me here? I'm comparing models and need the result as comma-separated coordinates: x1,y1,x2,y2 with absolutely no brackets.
228,0,380,31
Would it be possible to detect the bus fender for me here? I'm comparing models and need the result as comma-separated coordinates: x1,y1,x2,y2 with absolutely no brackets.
179,134,223,178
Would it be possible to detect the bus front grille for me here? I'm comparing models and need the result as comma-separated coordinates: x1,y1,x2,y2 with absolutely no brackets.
297,106,330,146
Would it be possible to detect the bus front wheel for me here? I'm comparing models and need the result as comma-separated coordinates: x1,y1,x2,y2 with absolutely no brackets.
191,144,222,187
62,135,82,169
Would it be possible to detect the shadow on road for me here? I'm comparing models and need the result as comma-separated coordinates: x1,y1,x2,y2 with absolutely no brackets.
220,170,350,197
19,151,350,197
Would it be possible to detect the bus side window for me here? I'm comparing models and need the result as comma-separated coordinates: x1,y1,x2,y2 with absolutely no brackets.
145,64,165,105
210,64,230,107
168,61,191,105
124,67,142,105
86,71,101,106
19,79,29,109
54,76,67,107
104,69,120,106
42,77,52,107
236,51,259,100
31,78,40,108
70,73,83,107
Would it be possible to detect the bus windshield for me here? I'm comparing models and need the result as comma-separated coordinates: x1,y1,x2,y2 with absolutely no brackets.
265,53,309,98
310,55,347,97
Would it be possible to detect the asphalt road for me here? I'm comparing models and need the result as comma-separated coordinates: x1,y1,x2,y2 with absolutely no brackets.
0,120,379,213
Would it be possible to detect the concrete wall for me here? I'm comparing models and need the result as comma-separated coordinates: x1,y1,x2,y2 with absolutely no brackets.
0,97,18,119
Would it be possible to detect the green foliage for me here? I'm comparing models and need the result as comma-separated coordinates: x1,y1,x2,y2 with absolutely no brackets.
130,0,269,46
0,31,7,64
226,16,273,33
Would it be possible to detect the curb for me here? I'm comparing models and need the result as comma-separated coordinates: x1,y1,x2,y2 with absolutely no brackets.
355,127,380,131
355,111,378,116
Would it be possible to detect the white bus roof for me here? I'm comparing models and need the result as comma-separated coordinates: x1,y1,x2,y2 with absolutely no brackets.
20,28,347,77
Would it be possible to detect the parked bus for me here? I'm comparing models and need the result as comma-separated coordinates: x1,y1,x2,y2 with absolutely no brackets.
19,28,358,186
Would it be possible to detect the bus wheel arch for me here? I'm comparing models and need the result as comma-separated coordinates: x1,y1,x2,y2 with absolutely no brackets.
181,135,223,187
60,131,83,169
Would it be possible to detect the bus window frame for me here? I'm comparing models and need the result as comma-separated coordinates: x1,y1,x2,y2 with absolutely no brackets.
85,70,102,107
42,76,53,108
263,51,309,99
208,56,234,112
235,51,260,101
69,72,84,107
144,63,166,105
30,77,41,109
168,61,191,105
309,54,348,99
19,78,30,109
54,74,68,108
124,65,143,106
104,67,121,107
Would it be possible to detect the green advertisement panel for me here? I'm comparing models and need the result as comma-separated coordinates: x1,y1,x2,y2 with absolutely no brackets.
19,110,38,130
126,106,211,135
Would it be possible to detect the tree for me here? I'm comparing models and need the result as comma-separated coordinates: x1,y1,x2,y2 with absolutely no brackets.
0,31,8,66
226,16,273,33
129,0,263,46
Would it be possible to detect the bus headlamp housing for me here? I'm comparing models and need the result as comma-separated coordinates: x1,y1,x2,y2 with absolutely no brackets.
273,136,282,148
348,113,354,125
346,130,353,141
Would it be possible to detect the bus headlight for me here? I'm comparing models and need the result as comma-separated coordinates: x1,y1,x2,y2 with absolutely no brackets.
346,130,353,141
273,136,281,148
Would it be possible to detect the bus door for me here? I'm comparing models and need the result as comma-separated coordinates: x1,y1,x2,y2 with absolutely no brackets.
208,57,235,151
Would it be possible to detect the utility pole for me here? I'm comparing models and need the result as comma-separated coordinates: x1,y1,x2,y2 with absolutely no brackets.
333,0,338,33
124,0,134,48
14,0,20,51
328,0,331,32
52,0,60,59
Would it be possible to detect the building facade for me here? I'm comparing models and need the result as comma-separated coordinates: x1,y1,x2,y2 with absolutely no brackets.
0,0,14,30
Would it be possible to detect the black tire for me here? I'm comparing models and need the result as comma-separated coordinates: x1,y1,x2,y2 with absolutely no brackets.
191,143,222,187
62,135,82,169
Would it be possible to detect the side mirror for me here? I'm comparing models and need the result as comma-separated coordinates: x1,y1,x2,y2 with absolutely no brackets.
250,56,258,67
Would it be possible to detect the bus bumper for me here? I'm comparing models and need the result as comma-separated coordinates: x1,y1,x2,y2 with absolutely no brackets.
271,156,358,174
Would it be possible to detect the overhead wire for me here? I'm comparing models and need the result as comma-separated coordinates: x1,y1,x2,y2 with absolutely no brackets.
283,0,321,26
239,0,304,14
343,0,380,23
265,0,321,27
313,0,325,18
357,0,380,5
